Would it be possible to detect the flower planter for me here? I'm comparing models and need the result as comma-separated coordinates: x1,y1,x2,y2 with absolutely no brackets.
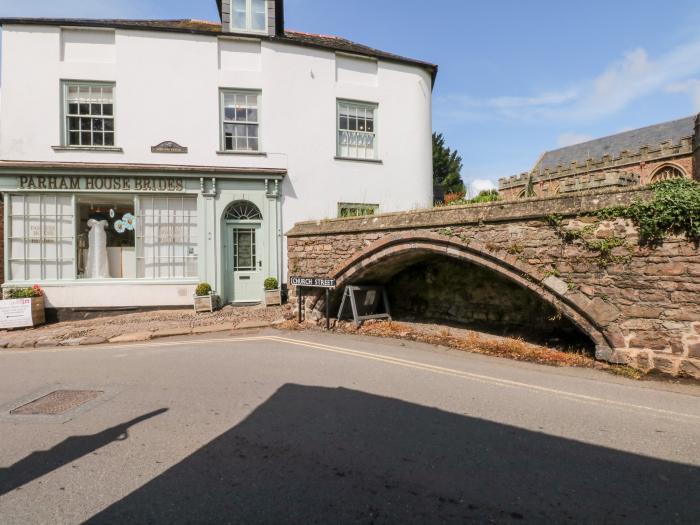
0,296,46,329
193,293,219,313
265,289,282,307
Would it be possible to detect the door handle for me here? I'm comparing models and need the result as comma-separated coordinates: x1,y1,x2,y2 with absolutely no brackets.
258,260,262,268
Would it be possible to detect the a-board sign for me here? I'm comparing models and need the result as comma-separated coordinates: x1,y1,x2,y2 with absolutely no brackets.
0,298,34,329
290,276,336,288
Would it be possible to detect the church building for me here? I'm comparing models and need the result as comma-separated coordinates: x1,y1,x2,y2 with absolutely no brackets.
499,114,700,199
0,0,436,309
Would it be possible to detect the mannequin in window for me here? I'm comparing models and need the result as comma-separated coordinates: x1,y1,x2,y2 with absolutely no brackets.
89,207,109,222
86,208,110,279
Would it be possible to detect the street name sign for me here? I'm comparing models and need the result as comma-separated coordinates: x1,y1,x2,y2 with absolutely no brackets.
290,277,336,288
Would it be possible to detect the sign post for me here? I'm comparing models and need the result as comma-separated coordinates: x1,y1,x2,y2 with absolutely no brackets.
290,277,336,330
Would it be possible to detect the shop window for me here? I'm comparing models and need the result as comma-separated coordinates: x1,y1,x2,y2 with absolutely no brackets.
8,194,75,281
76,196,136,279
64,82,115,147
337,100,378,160
338,202,379,218
137,196,198,279
221,90,260,152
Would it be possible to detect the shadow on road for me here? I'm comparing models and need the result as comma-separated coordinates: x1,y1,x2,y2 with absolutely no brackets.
0,408,168,497
88,386,697,523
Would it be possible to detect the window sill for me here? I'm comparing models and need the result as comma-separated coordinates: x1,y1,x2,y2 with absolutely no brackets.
52,146,124,153
216,150,267,157
334,156,383,164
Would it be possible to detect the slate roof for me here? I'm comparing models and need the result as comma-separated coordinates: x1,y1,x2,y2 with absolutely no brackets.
535,115,698,173
0,17,437,81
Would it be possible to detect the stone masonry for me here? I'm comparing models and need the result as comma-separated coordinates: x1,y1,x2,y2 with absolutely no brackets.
287,188,700,379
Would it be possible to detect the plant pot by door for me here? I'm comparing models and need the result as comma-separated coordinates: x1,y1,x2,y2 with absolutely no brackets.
265,289,282,306
193,293,219,313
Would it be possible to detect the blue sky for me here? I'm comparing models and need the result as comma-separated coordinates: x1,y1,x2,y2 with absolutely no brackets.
3,0,700,194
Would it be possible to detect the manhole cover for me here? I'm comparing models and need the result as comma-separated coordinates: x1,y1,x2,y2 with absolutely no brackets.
10,390,103,416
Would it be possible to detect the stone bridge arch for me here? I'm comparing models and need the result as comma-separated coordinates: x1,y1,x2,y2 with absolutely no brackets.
287,188,700,378
309,231,612,354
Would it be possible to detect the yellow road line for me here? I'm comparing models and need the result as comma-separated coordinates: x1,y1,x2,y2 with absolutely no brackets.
267,335,700,422
1,336,269,354
3,332,699,422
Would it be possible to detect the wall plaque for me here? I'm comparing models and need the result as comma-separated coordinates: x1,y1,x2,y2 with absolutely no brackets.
151,141,188,153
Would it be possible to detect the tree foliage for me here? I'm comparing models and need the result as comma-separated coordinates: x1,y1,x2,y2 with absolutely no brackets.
433,133,465,194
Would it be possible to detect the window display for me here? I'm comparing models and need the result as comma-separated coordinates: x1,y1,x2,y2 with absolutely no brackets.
77,197,136,279
8,192,198,282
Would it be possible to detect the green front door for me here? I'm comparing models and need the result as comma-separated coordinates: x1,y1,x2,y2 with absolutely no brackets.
229,224,264,303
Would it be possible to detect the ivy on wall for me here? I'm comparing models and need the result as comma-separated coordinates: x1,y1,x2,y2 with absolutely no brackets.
597,179,700,245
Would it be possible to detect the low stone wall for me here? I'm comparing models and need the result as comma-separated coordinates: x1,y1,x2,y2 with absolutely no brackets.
287,188,700,378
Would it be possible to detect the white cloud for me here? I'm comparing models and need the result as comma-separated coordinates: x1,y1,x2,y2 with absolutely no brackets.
556,132,593,148
468,179,497,196
666,79,700,111
438,38,700,123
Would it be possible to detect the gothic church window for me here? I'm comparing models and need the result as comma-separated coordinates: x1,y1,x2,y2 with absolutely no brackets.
651,165,685,183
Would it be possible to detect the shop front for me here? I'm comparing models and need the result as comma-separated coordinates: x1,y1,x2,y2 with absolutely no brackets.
0,163,285,309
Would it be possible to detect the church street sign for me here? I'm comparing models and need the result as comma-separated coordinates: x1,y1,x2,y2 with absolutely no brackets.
290,276,336,288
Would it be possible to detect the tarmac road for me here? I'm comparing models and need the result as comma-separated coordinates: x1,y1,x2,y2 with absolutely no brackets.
0,330,699,524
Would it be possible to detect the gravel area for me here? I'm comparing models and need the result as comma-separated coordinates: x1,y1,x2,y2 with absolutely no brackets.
0,304,290,349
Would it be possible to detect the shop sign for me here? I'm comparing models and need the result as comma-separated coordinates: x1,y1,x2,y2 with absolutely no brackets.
151,141,188,154
290,276,336,288
0,298,33,329
18,176,184,192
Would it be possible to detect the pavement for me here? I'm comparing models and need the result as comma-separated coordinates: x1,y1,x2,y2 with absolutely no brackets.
0,330,698,524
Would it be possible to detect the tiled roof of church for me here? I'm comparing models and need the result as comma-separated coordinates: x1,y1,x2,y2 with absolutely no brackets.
0,17,437,78
535,114,698,174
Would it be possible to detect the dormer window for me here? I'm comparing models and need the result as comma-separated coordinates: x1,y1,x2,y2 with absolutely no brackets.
232,0,267,33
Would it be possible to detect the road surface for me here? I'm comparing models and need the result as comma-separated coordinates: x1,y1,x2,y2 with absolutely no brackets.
0,330,698,524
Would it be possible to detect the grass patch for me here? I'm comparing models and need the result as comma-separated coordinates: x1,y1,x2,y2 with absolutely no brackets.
606,365,645,380
335,320,595,369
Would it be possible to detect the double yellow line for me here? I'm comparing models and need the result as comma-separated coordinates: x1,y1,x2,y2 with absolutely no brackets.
267,335,700,423
9,332,700,422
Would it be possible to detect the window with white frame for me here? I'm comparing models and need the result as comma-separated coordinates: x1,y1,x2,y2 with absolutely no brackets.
8,194,75,281
136,196,199,279
231,0,267,33
221,90,260,152
64,82,115,147
337,100,378,160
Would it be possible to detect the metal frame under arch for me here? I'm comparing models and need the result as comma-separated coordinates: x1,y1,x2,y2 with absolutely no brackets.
223,200,263,222
649,163,686,183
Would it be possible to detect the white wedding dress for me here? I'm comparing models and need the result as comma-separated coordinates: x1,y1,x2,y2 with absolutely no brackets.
86,219,110,279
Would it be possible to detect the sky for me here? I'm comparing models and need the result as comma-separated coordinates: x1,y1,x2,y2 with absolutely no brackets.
2,0,700,195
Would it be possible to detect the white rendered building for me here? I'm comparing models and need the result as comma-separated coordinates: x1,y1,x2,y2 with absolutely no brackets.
0,0,436,309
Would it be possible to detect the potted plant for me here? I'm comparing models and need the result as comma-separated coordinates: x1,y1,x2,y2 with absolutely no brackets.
193,282,219,313
1,285,46,328
264,277,282,306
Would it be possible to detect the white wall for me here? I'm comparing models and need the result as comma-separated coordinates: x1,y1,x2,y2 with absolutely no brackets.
0,25,434,273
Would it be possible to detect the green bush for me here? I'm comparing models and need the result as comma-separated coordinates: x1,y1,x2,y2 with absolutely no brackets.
443,189,502,206
598,178,700,245
195,282,213,296
264,277,279,291
5,285,44,299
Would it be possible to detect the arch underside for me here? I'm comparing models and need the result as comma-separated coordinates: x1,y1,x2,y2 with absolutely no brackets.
309,236,611,353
